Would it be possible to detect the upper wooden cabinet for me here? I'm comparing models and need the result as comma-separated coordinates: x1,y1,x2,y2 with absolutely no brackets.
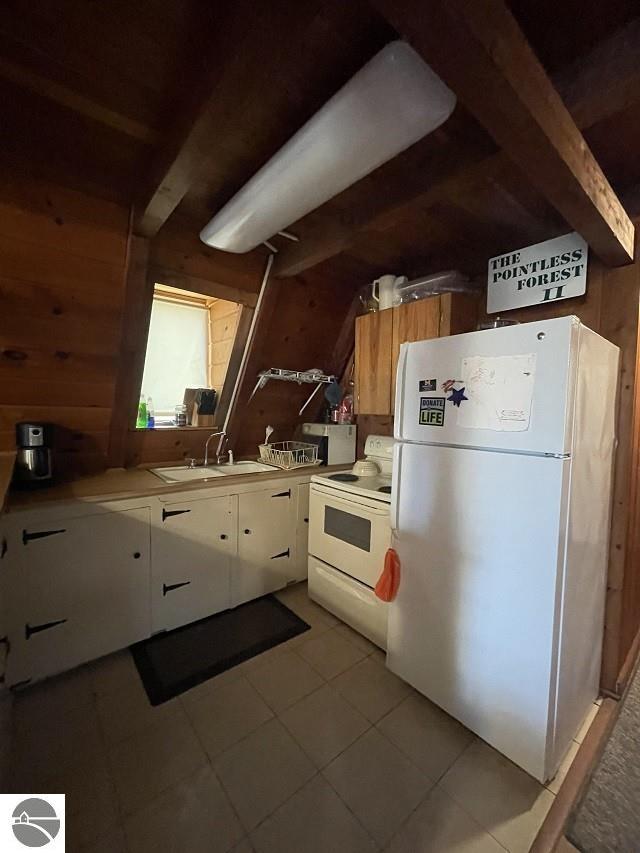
355,293,478,415
355,308,394,415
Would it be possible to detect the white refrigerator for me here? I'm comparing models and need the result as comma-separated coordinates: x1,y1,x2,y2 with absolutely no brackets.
388,315,619,782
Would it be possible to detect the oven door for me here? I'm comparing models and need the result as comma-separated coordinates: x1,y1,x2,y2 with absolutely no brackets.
309,483,391,588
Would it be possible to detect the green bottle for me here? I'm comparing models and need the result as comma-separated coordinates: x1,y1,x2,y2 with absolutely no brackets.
136,393,148,429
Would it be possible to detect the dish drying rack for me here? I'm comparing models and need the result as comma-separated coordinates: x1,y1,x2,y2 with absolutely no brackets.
248,367,338,415
259,441,319,470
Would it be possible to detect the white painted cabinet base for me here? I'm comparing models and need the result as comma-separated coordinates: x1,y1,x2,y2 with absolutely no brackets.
152,495,235,633
308,555,388,649
7,507,151,685
234,487,296,606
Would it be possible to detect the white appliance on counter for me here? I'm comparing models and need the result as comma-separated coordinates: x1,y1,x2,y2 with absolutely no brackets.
302,423,357,466
308,435,394,648
388,316,619,782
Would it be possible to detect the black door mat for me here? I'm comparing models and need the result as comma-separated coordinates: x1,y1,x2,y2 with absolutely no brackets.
131,594,310,705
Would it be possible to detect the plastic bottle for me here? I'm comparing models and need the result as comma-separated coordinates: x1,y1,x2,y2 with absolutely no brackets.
337,383,354,424
136,394,148,429
146,396,155,429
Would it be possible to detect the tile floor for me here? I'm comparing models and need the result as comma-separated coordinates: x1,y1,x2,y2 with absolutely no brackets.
6,581,598,852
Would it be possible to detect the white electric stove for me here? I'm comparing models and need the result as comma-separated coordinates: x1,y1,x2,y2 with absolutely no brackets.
310,435,393,504
308,435,394,649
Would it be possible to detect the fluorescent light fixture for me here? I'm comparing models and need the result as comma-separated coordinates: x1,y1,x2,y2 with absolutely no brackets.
200,41,456,253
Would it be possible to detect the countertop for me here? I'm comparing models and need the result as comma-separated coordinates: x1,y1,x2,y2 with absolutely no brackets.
7,462,347,511
0,452,16,512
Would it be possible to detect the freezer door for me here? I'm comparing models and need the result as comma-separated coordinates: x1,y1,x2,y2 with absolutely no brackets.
388,441,569,782
395,315,579,455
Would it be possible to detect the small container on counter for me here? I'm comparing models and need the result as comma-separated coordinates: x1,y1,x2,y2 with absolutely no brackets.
136,394,147,429
174,404,187,427
146,397,155,429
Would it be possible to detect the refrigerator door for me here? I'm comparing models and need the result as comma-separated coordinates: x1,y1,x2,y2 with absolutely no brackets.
395,315,580,455
388,441,570,782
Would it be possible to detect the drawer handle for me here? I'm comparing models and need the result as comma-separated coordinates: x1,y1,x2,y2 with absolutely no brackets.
244,529,251,535
220,534,228,540
304,517,309,524
272,490,291,498
163,581,191,596
133,552,141,559
22,528,66,545
25,619,67,639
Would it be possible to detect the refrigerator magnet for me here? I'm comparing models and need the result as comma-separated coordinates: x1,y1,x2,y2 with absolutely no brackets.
447,386,468,407
419,397,445,426
419,379,437,391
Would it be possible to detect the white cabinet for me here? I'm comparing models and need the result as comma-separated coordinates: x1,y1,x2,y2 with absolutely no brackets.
152,495,235,632
6,507,151,685
3,473,313,685
234,486,296,606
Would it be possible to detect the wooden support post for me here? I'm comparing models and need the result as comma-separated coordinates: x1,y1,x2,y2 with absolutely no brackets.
108,230,152,467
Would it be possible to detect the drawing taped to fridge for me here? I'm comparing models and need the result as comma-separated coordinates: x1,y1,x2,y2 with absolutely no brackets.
458,353,537,431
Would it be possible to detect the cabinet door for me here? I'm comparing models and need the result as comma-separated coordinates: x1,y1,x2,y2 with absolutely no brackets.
439,292,479,337
291,483,310,584
391,296,441,403
152,495,235,632
355,310,393,415
235,487,296,606
7,508,151,685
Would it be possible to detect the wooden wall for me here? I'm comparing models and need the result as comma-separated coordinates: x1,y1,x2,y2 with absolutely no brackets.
149,213,266,300
230,260,360,457
210,299,241,396
0,173,130,474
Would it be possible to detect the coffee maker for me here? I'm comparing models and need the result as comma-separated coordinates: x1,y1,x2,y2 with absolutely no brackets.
14,423,53,486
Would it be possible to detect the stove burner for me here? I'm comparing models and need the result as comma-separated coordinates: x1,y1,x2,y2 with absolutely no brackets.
378,486,392,494
329,473,359,482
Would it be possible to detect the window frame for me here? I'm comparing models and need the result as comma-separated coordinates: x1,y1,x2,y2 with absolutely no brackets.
132,279,254,432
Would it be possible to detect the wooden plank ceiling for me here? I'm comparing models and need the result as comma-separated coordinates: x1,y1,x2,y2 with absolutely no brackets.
1,0,639,280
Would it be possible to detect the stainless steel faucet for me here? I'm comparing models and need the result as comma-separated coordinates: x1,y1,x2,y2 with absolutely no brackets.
203,430,226,467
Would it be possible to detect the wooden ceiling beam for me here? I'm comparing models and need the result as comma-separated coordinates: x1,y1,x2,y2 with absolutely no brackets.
555,18,640,131
0,57,159,144
368,0,633,265
275,11,640,277
132,3,251,239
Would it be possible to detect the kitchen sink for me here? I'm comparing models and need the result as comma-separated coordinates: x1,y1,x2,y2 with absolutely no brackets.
212,461,279,475
150,460,278,483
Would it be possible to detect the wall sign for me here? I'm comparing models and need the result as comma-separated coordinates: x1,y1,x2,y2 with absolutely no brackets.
487,232,588,314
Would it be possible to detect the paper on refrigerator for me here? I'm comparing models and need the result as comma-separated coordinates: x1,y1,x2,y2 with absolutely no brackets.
457,353,537,431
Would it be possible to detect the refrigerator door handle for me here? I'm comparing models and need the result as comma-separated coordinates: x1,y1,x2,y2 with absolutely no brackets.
391,442,402,533
394,344,408,431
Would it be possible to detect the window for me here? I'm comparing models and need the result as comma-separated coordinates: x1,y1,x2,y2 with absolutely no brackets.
139,284,242,424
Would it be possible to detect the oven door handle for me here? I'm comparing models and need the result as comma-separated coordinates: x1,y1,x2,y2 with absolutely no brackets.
309,484,390,518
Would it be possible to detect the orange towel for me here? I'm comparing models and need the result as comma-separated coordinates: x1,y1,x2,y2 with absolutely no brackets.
375,548,400,602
